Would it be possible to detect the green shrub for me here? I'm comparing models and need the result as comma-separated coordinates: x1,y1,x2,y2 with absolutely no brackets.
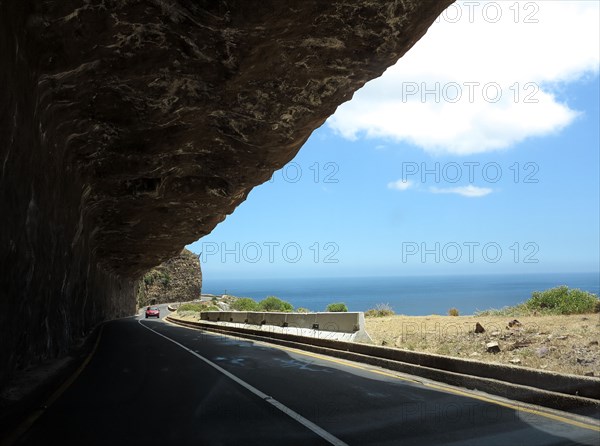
178,303,204,313
525,286,599,315
231,297,260,311
365,303,395,318
474,304,529,317
326,302,348,312
448,308,459,317
258,296,294,312
159,273,171,288
205,305,221,311
296,307,311,313
143,270,170,288
143,273,154,286
474,286,600,316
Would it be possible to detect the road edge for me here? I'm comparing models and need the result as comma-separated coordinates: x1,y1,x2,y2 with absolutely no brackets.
0,323,104,446
165,315,600,421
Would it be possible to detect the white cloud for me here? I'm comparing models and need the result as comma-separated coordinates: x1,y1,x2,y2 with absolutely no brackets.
430,185,492,197
388,179,414,191
327,1,599,155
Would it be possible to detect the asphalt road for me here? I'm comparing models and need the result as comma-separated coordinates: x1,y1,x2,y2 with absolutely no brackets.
12,305,600,445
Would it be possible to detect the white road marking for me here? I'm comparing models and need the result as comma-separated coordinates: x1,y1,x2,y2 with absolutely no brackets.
138,320,348,446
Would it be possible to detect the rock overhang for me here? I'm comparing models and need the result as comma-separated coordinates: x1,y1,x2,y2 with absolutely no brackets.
0,0,454,386
29,0,454,276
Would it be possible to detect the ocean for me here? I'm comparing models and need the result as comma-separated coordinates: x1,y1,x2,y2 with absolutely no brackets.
201,272,600,315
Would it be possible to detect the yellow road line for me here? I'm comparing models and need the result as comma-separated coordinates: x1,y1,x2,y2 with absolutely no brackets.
187,323,600,433
278,344,600,433
1,325,105,446
421,381,600,432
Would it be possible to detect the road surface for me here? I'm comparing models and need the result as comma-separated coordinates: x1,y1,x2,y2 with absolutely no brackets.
12,305,600,445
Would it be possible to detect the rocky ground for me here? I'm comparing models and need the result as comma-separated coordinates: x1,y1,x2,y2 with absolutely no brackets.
365,314,600,377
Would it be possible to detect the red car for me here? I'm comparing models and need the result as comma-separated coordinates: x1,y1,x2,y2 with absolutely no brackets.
145,306,160,318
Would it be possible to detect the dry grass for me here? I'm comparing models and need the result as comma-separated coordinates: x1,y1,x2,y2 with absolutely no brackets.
365,314,600,376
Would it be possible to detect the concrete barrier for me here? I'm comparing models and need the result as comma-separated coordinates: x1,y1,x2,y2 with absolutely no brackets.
314,312,360,333
230,312,247,324
263,312,287,327
197,311,372,343
284,313,317,330
217,311,232,322
246,312,264,326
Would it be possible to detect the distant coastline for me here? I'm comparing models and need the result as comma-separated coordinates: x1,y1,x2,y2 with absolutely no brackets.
201,272,600,315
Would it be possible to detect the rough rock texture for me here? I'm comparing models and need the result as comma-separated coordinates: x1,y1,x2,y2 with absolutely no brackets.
0,0,453,388
137,249,202,307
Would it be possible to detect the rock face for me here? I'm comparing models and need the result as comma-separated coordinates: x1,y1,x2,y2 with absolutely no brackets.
137,249,202,307
0,1,453,388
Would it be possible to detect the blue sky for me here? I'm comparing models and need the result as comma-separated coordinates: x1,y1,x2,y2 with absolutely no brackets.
189,1,599,280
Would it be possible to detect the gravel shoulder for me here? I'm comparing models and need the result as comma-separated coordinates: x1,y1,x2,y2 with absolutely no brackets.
364,314,600,377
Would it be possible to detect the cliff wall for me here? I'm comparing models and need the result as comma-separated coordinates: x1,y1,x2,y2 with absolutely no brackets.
0,0,452,388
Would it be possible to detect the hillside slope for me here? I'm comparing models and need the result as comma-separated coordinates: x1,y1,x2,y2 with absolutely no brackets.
137,249,202,307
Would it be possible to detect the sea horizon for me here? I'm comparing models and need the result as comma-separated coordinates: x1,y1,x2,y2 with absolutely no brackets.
201,271,600,316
